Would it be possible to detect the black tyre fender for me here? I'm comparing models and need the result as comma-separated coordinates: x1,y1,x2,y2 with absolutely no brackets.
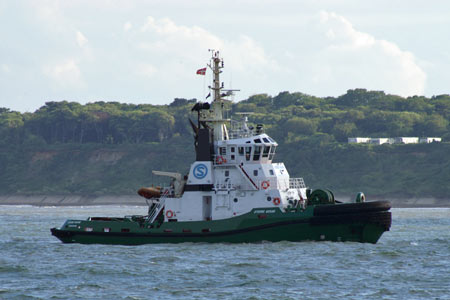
314,201,391,216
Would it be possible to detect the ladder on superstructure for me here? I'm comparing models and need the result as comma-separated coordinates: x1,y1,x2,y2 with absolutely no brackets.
147,190,170,224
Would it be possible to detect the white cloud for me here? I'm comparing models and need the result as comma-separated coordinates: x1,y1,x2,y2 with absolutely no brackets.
1,64,10,73
123,22,132,31
134,16,278,86
43,59,85,89
301,11,427,97
136,63,157,78
76,31,88,48
4,1,442,113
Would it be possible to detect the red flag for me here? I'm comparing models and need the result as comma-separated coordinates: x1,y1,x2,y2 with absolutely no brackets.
196,67,206,75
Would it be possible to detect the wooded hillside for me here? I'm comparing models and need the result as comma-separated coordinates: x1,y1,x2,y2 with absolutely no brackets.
1,89,449,198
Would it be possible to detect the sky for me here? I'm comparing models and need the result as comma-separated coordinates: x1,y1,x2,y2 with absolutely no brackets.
1,0,450,112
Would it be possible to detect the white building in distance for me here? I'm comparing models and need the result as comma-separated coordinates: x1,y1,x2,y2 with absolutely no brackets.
395,137,419,144
369,138,391,145
347,137,370,144
348,137,442,144
419,137,442,143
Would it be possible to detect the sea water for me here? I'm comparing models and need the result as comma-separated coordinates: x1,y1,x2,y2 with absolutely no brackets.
0,206,449,300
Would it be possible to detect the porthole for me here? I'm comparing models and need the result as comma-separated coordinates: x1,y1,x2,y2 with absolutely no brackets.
234,198,238,203
267,196,272,201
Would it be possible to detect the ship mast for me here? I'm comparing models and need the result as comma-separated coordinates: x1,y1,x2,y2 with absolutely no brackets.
202,50,230,141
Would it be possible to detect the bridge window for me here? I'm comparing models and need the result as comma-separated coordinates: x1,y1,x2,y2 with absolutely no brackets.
262,146,270,158
254,138,262,143
269,146,276,160
245,146,252,161
263,138,270,143
253,146,261,161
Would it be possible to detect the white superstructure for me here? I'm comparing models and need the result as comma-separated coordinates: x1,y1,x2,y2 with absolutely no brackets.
150,51,307,223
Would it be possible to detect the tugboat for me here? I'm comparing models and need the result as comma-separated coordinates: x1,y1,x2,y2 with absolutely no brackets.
51,51,391,245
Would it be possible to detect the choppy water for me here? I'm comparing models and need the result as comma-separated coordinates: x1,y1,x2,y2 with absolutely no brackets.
0,206,449,300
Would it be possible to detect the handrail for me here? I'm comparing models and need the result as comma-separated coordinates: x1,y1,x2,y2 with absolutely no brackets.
213,181,236,191
212,154,233,166
147,189,170,223
290,178,306,189
237,164,259,190
254,177,306,191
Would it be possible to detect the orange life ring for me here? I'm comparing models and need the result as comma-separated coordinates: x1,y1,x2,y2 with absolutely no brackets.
261,181,270,190
166,210,174,218
273,197,281,205
216,156,225,165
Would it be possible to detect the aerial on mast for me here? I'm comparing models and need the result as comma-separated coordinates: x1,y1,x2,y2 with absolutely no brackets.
198,50,239,141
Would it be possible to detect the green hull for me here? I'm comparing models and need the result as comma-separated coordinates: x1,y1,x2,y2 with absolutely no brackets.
51,201,391,245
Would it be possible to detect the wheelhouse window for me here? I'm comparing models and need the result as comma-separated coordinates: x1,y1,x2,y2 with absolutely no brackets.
262,146,270,158
254,138,262,143
269,146,276,160
245,146,252,161
253,146,261,161
263,138,270,143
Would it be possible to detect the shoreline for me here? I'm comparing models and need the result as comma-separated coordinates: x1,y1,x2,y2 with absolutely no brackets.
0,195,449,208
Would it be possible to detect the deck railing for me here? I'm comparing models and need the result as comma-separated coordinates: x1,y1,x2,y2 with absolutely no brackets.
289,178,306,189
255,177,306,191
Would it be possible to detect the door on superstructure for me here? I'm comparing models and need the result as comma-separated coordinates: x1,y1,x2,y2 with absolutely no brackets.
203,196,212,221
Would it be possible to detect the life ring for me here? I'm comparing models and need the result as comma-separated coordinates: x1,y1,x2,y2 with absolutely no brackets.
273,197,281,205
216,156,226,165
261,181,270,190
166,210,174,218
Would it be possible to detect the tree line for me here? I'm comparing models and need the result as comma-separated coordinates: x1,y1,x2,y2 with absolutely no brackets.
1,89,449,146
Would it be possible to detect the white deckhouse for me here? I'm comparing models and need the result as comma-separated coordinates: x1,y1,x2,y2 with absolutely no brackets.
149,51,307,223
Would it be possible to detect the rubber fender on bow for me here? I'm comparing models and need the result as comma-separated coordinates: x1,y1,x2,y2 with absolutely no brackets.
313,200,391,216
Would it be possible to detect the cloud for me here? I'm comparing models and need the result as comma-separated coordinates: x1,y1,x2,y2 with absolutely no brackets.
130,16,278,88
299,11,427,97
3,2,433,113
43,59,85,89
76,31,88,48
1,64,10,73
136,63,157,78
123,22,132,32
